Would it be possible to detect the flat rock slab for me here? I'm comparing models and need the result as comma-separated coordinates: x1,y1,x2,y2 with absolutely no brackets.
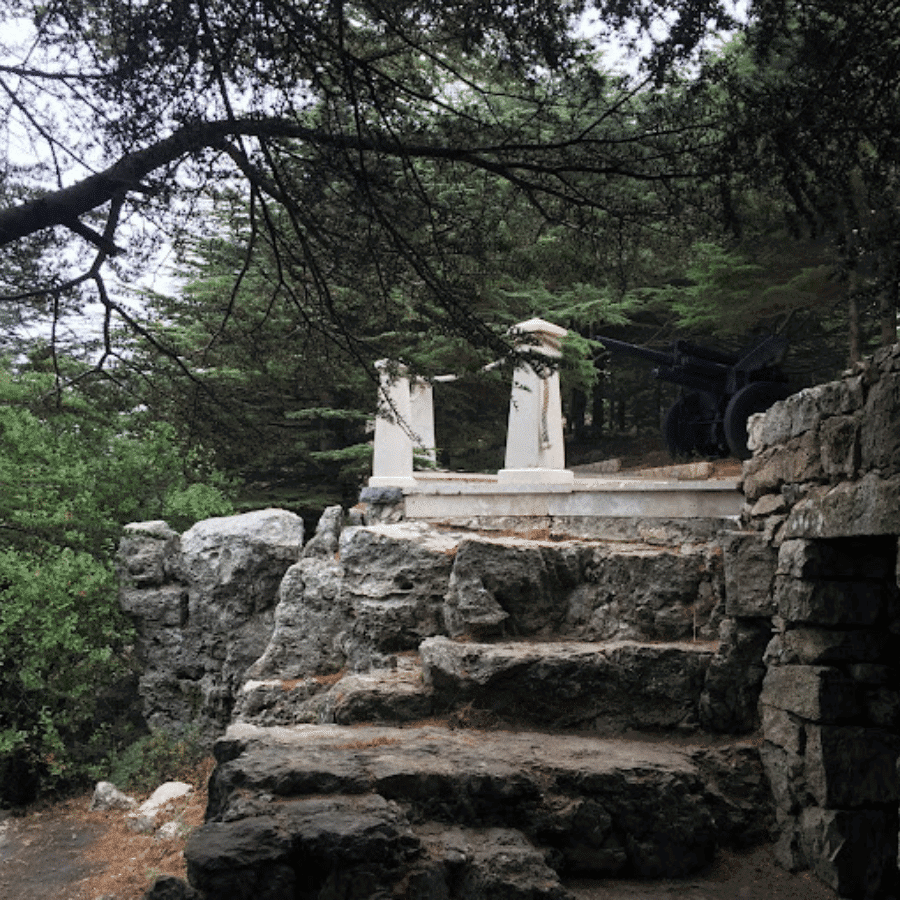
236,660,432,727
421,637,717,731
199,722,768,891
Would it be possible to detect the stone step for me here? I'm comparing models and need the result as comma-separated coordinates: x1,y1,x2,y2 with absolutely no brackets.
421,636,718,732
186,722,770,898
234,636,720,734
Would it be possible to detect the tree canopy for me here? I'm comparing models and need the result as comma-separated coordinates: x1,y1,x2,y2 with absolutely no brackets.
0,1,744,365
0,0,896,446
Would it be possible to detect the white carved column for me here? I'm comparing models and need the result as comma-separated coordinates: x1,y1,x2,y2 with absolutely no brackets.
410,379,437,466
497,318,574,485
369,360,417,488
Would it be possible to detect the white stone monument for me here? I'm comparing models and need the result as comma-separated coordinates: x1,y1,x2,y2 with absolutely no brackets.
369,360,417,488
410,379,436,466
497,318,574,485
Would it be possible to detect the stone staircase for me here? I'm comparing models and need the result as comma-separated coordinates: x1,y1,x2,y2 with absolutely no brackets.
177,515,773,900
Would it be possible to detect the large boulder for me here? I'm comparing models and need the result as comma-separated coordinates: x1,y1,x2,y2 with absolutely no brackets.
184,721,769,897
118,509,304,742
421,636,714,732
338,522,463,667
444,536,724,643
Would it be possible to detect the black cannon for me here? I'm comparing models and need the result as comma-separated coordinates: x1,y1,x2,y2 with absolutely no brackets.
595,333,790,459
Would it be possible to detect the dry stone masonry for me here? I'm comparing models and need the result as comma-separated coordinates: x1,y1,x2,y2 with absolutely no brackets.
739,342,900,898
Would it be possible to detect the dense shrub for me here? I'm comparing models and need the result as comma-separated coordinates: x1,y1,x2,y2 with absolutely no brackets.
105,727,209,794
0,366,234,802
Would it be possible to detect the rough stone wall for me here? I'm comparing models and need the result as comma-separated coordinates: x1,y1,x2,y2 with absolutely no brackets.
737,343,900,898
119,512,729,743
117,509,305,744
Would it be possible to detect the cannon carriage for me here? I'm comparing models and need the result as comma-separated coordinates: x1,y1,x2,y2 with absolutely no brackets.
596,333,790,459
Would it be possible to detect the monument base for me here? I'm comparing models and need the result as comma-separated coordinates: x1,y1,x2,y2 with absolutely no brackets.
496,468,575,486
367,476,418,489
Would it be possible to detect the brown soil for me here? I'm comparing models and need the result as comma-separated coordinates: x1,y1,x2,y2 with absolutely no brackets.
0,759,213,900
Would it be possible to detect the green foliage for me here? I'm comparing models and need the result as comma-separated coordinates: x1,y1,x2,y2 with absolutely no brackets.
0,368,235,557
105,728,208,794
634,242,830,336
0,363,235,800
0,546,128,795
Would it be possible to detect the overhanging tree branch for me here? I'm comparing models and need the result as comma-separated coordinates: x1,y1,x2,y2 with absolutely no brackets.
0,109,718,251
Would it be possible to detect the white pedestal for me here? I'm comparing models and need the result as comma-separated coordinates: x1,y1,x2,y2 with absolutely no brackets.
496,467,574,485
501,318,569,478
372,360,414,483
367,475,418,489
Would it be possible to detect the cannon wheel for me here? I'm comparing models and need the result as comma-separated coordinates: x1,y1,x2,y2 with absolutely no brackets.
663,391,721,458
724,381,792,460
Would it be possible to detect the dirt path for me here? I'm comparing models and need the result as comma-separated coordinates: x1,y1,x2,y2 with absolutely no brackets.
0,784,207,900
0,809,102,900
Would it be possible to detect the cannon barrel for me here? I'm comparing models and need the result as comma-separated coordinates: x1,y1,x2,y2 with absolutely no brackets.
596,336,735,383
594,332,790,459
594,335,676,367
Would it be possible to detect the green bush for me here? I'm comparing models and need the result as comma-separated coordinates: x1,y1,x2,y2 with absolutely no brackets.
105,728,209,793
0,365,234,801
0,547,130,797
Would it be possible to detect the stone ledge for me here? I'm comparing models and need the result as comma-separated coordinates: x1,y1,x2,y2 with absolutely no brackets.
782,472,900,538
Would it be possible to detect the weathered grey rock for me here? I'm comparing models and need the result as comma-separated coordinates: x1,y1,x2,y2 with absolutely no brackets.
742,431,824,502
198,722,766,889
443,536,582,639
558,544,725,641
358,485,405,524
90,781,137,811
301,504,343,559
120,509,305,742
819,414,859,479
144,875,202,900
759,741,806,816
324,664,433,725
761,705,804,756
748,379,864,452
120,584,188,630
698,617,771,733
243,555,347,681
722,531,777,617
773,626,887,665
860,370,900,474
339,523,462,665
411,825,571,900
127,781,194,833
571,543,724,642
118,521,180,586
233,675,331,726
771,817,805,872
760,665,859,723
235,661,432,728
690,743,774,847
778,538,857,580
799,807,899,897
804,724,900,808
774,575,887,626
421,636,714,732
783,472,900,538
187,793,420,900
175,508,305,604
748,492,788,518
